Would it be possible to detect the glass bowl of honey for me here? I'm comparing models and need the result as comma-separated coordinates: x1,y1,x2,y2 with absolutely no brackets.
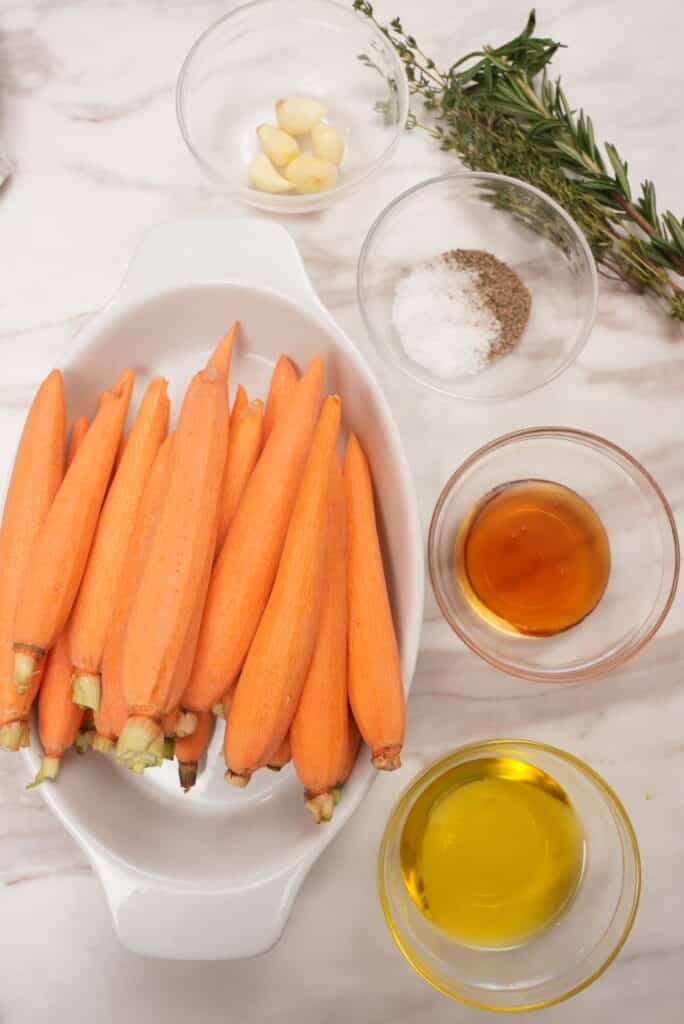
378,739,641,1012
428,427,679,682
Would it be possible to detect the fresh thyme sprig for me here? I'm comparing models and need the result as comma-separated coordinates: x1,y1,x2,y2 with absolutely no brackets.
354,2,684,320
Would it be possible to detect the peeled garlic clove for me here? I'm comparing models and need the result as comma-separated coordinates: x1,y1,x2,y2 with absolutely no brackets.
284,154,339,194
257,124,299,167
248,152,294,194
276,97,327,136
311,122,344,166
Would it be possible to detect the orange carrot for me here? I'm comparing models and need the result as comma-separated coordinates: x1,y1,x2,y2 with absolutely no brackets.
13,369,134,692
291,454,349,812
305,716,362,823
28,416,90,780
216,399,264,550
0,370,66,751
70,378,169,710
116,369,228,772
344,434,404,771
231,384,249,426
266,732,291,772
175,710,214,791
207,323,238,381
94,436,175,752
183,357,324,714
263,356,298,441
225,394,341,786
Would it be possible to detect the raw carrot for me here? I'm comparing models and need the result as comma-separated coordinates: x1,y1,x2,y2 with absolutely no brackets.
225,394,341,786
305,716,361,823
28,416,90,781
116,369,228,772
176,710,214,792
182,357,324,713
344,434,404,771
207,323,238,380
292,454,349,809
216,399,264,550
0,370,66,751
263,356,298,441
231,385,249,425
70,377,169,710
95,435,174,752
13,369,134,692
266,732,291,772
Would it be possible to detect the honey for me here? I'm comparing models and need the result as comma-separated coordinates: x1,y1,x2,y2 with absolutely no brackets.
455,479,610,636
400,757,585,949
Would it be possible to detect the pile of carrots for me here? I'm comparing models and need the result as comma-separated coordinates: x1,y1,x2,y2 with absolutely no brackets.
0,326,405,822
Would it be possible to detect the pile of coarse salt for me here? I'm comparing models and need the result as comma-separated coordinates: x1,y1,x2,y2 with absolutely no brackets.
391,256,502,377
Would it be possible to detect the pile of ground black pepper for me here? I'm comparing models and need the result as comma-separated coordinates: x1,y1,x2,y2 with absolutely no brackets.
442,249,532,358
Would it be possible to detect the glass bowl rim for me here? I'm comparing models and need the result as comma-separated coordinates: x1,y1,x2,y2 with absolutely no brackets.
356,170,600,402
377,737,642,1013
175,0,410,209
427,425,680,682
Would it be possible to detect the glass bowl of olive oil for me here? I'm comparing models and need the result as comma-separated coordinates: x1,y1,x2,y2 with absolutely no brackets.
428,427,679,682
378,740,641,1012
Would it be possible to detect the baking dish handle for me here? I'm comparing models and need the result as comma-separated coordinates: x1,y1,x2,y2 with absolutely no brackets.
117,215,329,321
90,847,312,960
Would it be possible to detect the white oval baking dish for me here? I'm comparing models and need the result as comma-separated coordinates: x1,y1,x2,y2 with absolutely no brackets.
8,217,424,959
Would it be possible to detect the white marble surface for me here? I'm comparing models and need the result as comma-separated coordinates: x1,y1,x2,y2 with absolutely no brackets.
1,0,683,1019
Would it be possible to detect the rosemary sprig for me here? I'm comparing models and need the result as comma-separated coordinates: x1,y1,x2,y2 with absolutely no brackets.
354,2,684,321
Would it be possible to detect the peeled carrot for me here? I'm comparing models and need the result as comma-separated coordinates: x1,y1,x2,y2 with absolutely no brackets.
266,732,291,772
292,454,349,812
207,322,238,378
216,399,264,550
27,416,90,781
263,356,298,441
231,384,249,425
94,435,175,753
305,716,362,823
183,357,324,714
13,369,134,692
116,369,228,772
225,394,341,786
175,710,214,792
0,370,66,751
70,378,169,711
344,434,404,771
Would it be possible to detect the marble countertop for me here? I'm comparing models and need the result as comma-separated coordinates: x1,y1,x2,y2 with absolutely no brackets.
1,0,683,1020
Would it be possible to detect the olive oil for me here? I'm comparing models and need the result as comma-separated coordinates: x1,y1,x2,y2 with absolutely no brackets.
400,757,584,949
455,479,610,636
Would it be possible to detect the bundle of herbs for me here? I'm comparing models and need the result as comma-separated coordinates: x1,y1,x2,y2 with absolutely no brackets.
354,3,684,321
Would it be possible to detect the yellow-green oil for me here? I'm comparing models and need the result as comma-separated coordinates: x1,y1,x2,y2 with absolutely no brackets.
400,757,585,949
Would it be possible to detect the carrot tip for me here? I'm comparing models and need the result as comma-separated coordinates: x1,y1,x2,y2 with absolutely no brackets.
178,760,198,792
116,716,164,772
72,673,102,711
304,791,334,823
14,651,40,694
175,711,197,739
91,734,115,754
372,747,402,771
162,710,179,737
163,738,176,760
211,702,225,719
0,720,26,752
225,769,251,788
27,756,61,789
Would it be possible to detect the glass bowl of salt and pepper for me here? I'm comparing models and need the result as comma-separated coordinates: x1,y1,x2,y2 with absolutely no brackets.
357,172,598,401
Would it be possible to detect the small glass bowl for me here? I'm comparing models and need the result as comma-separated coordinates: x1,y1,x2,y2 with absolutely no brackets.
176,0,409,213
428,428,679,682
378,740,641,1013
357,173,598,401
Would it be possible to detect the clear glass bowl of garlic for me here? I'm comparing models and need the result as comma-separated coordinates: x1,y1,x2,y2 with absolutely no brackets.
176,0,409,213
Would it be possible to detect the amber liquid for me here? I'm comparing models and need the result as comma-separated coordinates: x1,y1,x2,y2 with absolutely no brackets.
455,479,611,637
